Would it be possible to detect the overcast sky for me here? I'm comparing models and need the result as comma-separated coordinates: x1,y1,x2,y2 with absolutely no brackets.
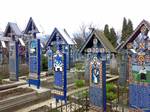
0,0,150,34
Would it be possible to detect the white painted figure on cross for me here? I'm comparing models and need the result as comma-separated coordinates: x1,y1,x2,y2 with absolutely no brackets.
54,50,63,72
91,57,100,84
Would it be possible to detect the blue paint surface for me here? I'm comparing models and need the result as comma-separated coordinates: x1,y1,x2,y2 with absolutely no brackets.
53,53,67,102
102,61,106,112
63,53,67,103
48,61,53,69
29,57,37,73
90,86,103,107
89,58,106,111
28,39,41,89
129,84,150,109
54,71,63,87
47,49,53,70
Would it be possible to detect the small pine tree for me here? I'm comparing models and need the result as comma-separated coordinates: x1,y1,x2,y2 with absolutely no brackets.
121,17,133,41
104,24,117,47
110,28,117,47
104,24,111,41
121,17,128,41
127,19,133,37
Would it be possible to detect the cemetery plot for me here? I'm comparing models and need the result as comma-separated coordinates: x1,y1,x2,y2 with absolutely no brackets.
29,105,50,112
0,87,34,100
0,87,36,111
0,81,26,91
0,85,51,111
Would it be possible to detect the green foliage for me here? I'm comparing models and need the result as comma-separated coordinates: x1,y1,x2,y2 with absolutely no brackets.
121,17,128,41
121,17,133,41
106,83,117,101
104,24,110,40
110,28,117,47
75,62,84,70
133,71,150,83
41,54,48,71
127,19,133,36
106,83,115,92
51,46,56,53
104,18,133,46
82,91,88,97
107,92,117,101
75,80,85,88
104,24,117,47
74,90,88,98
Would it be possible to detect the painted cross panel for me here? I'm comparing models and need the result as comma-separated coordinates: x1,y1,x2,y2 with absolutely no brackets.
28,39,41,88
128,26,150,111
53,50,67,102
89,56,103,110
29,39,38,79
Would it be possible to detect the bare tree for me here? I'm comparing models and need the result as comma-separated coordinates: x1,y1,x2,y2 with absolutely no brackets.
73,23,96,48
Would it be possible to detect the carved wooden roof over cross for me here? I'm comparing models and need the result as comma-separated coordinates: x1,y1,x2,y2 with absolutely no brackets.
118,19,150,51
24,17,39,34
3,22,22,37
45,27,76,48
78,29,116,54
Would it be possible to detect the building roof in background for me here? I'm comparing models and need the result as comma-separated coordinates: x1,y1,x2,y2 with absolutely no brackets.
3,22,23,37
118,19,150,51
79,29,117,54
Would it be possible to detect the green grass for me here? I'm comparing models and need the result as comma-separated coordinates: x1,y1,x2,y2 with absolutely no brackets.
133,71,150,83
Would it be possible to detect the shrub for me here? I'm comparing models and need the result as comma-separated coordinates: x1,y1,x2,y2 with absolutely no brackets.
82,91,88,97
75,62,84,70
107,92,117,101
75,79,85,88
106,83,117,102
106,83,116,92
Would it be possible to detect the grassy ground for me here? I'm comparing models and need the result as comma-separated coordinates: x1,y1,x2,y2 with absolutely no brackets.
133,71,150,83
